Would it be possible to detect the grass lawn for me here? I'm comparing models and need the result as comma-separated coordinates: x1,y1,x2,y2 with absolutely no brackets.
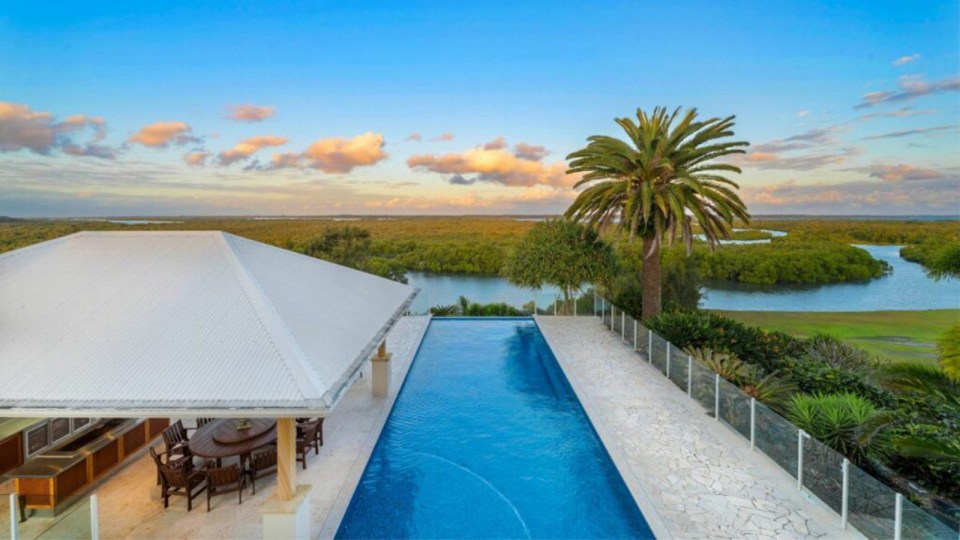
716,309,960,365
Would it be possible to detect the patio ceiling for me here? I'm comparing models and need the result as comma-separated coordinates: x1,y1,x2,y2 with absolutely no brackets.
0,231,417,417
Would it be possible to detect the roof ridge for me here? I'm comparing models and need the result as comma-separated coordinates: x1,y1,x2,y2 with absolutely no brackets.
216,232,328,402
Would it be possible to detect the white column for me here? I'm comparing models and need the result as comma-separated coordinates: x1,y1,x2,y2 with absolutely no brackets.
372,340,392,397
263,418,312,539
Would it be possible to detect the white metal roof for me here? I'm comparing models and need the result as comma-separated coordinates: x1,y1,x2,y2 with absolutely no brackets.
0,231,417,417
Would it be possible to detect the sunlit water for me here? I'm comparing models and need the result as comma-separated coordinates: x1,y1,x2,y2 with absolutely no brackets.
407,245,959,312
336,319,654,539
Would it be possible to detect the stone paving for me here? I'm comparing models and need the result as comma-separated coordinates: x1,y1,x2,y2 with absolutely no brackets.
2,316,429,540
537,316,861,539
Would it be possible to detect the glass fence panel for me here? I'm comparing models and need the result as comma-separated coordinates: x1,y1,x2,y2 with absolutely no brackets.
611,307,622,335
603,306,613,329
35,496,91,540
754,402,798,478
650,333,668,375
689,360,716,413
717,377,751,438
667,347,689,391
407,291,431,316
801,436,844,514
848,462,897,539
593,295,602,318
901,496,957,540
635,324,650,355
624,315,637,349
535,292,559,315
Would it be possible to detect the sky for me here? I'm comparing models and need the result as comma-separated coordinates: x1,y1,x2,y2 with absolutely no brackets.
1,0,958,217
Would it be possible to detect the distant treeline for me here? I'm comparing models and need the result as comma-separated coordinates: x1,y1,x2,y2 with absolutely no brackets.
2,217,956,283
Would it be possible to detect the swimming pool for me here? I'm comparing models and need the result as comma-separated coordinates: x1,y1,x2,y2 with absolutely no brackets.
336,318,654,539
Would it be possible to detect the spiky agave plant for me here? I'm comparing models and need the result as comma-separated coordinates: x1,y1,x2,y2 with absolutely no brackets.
787,392,895,466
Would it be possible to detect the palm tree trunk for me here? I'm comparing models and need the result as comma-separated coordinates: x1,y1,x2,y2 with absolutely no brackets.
641,236,661,320
562,288,571,315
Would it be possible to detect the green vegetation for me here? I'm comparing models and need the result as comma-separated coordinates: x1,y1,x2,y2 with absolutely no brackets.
566,106,750,319
299,226,407,283
748,218,960,245
939,326,960,382
700,239,889,285
902,240,960,279
429,296,527,317
717,310,959,364
505,220,615,314
602,242,703,316
646,309,960,522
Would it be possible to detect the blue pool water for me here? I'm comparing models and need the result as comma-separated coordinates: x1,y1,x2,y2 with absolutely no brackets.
336,318,654,539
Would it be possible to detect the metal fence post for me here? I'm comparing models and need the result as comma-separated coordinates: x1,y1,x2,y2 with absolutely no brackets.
841,458,849,529
633,320,638,350
648,330,653,363
894,493,903,540
553,297,557,316
91,494,99,540
750,397,756,451
797,429,806,490
621,312,626,341
687,356,693,396
9,493,17,540
665,342,671,378
714,373,720,420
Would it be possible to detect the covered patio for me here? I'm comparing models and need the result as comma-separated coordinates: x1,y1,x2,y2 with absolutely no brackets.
0,231,422,538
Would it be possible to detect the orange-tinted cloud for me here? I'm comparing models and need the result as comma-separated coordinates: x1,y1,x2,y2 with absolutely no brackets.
851,164,945,182
429,132,455,142
183,151,211,166
218,135,288,165
226,104,276,122
855,75,959,108
407,142,573,189
0,102,112,158
268,132,388,173
127,121,200,148
405,132,422,141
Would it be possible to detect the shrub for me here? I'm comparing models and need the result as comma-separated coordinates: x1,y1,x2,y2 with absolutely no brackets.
787,393,894,467
686,347,749,383
804,334,879,374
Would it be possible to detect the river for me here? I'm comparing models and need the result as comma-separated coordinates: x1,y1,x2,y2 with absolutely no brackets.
407,244,959,312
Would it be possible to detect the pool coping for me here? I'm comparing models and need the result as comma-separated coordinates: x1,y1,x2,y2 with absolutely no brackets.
317,315,433,539
534,315,673,540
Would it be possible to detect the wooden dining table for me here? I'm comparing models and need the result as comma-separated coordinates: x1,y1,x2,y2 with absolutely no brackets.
188,418,277,468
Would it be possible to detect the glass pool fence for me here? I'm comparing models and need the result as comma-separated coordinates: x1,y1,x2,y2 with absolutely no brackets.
592,294,959,540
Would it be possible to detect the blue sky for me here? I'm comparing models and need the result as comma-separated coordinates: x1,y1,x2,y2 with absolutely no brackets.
1,0,958,216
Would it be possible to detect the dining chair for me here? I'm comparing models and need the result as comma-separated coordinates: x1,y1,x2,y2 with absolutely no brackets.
159,459,206,511
205,463,246,511
246,448,278,494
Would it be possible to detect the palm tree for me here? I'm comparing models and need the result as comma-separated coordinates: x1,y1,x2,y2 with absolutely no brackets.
565,107,750,319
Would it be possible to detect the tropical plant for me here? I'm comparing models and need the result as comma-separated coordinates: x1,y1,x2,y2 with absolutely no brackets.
787,392,895,466
565,106,750,319
455,296,527,317
686,347,749,382
505,219,615,314
938,325,960,382
804,334,879,374
876,362,960,412
429,304,459,316
738,369,797,410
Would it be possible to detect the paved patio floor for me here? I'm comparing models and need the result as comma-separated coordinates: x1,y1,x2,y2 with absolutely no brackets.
4,316,429,540
536,316,860,539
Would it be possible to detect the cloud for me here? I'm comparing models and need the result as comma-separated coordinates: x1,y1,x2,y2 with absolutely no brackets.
268,132,388,173
0,102,111,156
62,143,116,159
855,107,936,122
855,75,960,108
513,142,549,161
183,151,211,166
893,54,920,67
407,142,573,189
742,173,958,213
848,164,947,182
859,125,957,141
743,125,852,168
797,110,810,117
483,137,506,150
448,174,476,185
405,132,422,141
741,147,861,171
226,104,276,122
127,121,201,148
429,132,455,142
217,135,288,165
